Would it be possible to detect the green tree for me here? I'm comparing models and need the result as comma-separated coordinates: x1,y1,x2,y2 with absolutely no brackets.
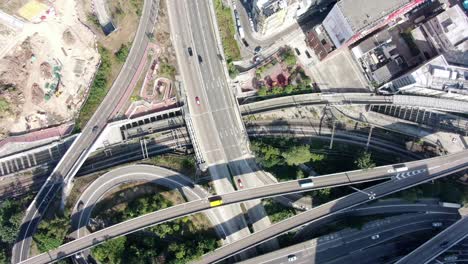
271,86,283,95
92,236,126,264
284,85,295,94
282,48,297,67
282,145,313,166
296,169,305,179
257,87,269,96
115,44,130,63
354,152,376,170
33,216,70,252
228,62,239,78
0,200,22,244
252,142,283,168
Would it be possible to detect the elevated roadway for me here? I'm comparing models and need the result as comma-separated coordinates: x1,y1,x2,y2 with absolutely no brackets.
240,94,468,115
239,213,460,264
193,151,467,264
70,165,231,261
168,0,276,253
12,0,159,262
395,216,468,264
18,150,468,264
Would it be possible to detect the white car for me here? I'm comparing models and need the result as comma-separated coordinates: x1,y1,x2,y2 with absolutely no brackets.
432,222,443,227
371,234,380,240
288,255,297,262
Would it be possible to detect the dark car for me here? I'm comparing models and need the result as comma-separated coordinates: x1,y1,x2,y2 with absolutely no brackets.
188,47,193,56
440,241,449,248
254,46,262,53
295,48,301,56
92,125,99,133
198,55,203,63
305,50,311,58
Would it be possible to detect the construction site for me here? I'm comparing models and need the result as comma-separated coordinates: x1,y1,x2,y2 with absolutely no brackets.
0,0,99,139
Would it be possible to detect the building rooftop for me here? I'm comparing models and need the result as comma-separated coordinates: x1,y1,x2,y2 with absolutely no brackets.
337,0,412,32
430,5,468,51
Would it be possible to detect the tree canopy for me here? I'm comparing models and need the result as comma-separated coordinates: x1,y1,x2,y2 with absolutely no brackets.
354,152,376,170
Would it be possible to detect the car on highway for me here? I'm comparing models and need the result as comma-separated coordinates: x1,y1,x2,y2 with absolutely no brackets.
432,222,443,227
288,254,297,262
195,96,200,105
198,55,203,63
371,234,380,240
254,46,262,53
237,178,244,189
440,241,449,248
187,47,193,56
92,125,99,133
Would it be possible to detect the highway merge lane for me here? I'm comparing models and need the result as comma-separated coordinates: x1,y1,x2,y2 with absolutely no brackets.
17,150,468,264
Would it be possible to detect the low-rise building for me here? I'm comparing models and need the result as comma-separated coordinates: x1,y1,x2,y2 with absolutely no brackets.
251,0,334,36
381,52,468,100
419,4,468,53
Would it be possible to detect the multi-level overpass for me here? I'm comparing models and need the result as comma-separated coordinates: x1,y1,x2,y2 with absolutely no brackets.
17,150,467,264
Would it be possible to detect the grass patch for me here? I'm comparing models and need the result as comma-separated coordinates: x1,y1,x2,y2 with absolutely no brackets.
74,46,116,131
0,98,10,115
159,63,176,80
263,198,296,223
148,155,197,178
213,0,241,62
130,0,143,16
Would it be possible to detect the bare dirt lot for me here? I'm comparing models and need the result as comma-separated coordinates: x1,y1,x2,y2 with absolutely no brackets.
0,0,99,138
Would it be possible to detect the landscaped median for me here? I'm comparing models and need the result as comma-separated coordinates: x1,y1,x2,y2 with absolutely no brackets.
213,0,241,78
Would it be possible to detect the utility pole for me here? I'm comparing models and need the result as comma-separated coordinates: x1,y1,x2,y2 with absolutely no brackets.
329,119,335,150
366,125,374,151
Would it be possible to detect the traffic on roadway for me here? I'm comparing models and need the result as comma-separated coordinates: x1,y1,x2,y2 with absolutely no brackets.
17,150,468,264
12,0,159,262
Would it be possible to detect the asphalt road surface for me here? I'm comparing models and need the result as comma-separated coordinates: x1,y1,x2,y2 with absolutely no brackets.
167,0,276,253
11,0,158,262
69,165,230,262
18,150,468,264
239,213,459,264
395,216,468,264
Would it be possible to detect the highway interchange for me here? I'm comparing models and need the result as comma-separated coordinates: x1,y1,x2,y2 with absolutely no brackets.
17,150,468,264
5,0,468,263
